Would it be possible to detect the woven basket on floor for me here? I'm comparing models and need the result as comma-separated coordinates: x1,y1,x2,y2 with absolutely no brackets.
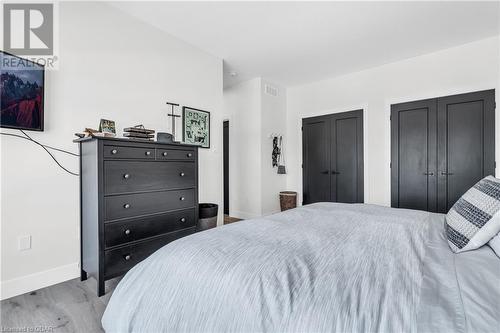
279,191,297,211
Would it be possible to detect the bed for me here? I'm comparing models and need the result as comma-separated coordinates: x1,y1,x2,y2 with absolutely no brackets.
102,203,500,332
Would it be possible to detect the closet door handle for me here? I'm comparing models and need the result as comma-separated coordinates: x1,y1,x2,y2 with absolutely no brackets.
332,171,340,175
441,172,454,176
321,170,329,174
423,172,434,176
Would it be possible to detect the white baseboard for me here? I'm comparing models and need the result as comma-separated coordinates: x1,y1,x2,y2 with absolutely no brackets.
262,210,281,217
230,210,282,220
0,262,79,300
229,210,261,220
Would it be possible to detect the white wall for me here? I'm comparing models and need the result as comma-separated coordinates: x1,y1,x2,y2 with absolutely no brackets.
0,2,223,299
223,78,262,219
286,36,500,206
223,78,287,218
260,79,287,215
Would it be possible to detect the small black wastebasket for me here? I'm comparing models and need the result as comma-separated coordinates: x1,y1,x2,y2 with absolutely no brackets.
198,203,218,231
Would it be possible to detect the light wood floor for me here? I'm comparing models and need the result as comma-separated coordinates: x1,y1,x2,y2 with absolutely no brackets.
224,214,242,224
2,219,243,332
1,277,121,333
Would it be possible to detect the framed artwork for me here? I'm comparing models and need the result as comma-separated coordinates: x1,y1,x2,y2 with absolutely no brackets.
182,106,210,148
1,51,45,131
99,119,116,136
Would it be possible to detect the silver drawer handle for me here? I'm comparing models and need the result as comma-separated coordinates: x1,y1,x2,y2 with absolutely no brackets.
145,151,151,156
180,172,185,177
123,173,130,179
162,152,168,157
180,217,186,223
124,254,131,261
124,203,131,209
180,197,185,201
124,229,131,235
187,153,193,157
111,149,118,155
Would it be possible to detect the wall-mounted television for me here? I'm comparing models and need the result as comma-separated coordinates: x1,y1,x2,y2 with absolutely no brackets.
1,51,44,131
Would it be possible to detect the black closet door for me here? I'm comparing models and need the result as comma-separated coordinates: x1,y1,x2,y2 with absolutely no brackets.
392,89,495,213
437,90,495,212
302,117,330,204
331,111,364,203
303,110,363,205
391,99,437,212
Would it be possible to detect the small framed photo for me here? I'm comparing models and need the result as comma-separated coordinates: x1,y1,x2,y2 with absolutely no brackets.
182,106,210,148
99,119,116,137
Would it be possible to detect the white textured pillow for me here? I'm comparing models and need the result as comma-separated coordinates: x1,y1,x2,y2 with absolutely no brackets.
445,176,500,253
488,232,500,258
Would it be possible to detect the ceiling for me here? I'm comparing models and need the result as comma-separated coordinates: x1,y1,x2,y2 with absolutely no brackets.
112,1,500,88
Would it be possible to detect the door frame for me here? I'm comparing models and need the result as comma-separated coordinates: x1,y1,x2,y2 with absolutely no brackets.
223,120,229,215
302,109,364,205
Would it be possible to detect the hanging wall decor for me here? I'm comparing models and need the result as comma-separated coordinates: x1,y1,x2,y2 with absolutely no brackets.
272,136,280,167
277,136,287,174
182,106,210,148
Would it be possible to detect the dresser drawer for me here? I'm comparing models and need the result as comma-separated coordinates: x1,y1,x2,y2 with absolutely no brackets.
104,209,196,248
104,227,195,278
105,189,196,221
104,161,195,194
103,145,155,160
156,148,196,161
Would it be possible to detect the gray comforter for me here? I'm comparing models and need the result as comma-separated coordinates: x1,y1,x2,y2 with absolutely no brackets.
102,203,500,332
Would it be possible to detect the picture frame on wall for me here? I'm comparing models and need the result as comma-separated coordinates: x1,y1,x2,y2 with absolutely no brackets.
182,106,210,148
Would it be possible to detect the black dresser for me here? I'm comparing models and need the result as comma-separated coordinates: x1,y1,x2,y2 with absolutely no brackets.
77,137,198,296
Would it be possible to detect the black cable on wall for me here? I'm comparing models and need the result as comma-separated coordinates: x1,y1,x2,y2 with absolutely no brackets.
0,130,79,176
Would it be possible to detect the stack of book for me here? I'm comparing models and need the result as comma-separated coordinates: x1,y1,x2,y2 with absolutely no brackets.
123,125,155,140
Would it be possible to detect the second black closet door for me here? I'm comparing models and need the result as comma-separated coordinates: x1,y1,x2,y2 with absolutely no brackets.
390,99,437,212
391,89,495,213
437,91,495,212
303,110,363,205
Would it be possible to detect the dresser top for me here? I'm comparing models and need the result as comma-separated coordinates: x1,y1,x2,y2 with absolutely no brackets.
73,136,200,148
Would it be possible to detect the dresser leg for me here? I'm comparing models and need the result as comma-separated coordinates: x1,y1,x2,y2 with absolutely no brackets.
98,279,105,297
80,269,88,281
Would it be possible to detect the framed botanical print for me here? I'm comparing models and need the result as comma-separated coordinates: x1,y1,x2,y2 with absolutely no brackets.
182,106,210,148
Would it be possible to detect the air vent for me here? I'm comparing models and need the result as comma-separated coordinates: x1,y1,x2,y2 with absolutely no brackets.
265,84,278,97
